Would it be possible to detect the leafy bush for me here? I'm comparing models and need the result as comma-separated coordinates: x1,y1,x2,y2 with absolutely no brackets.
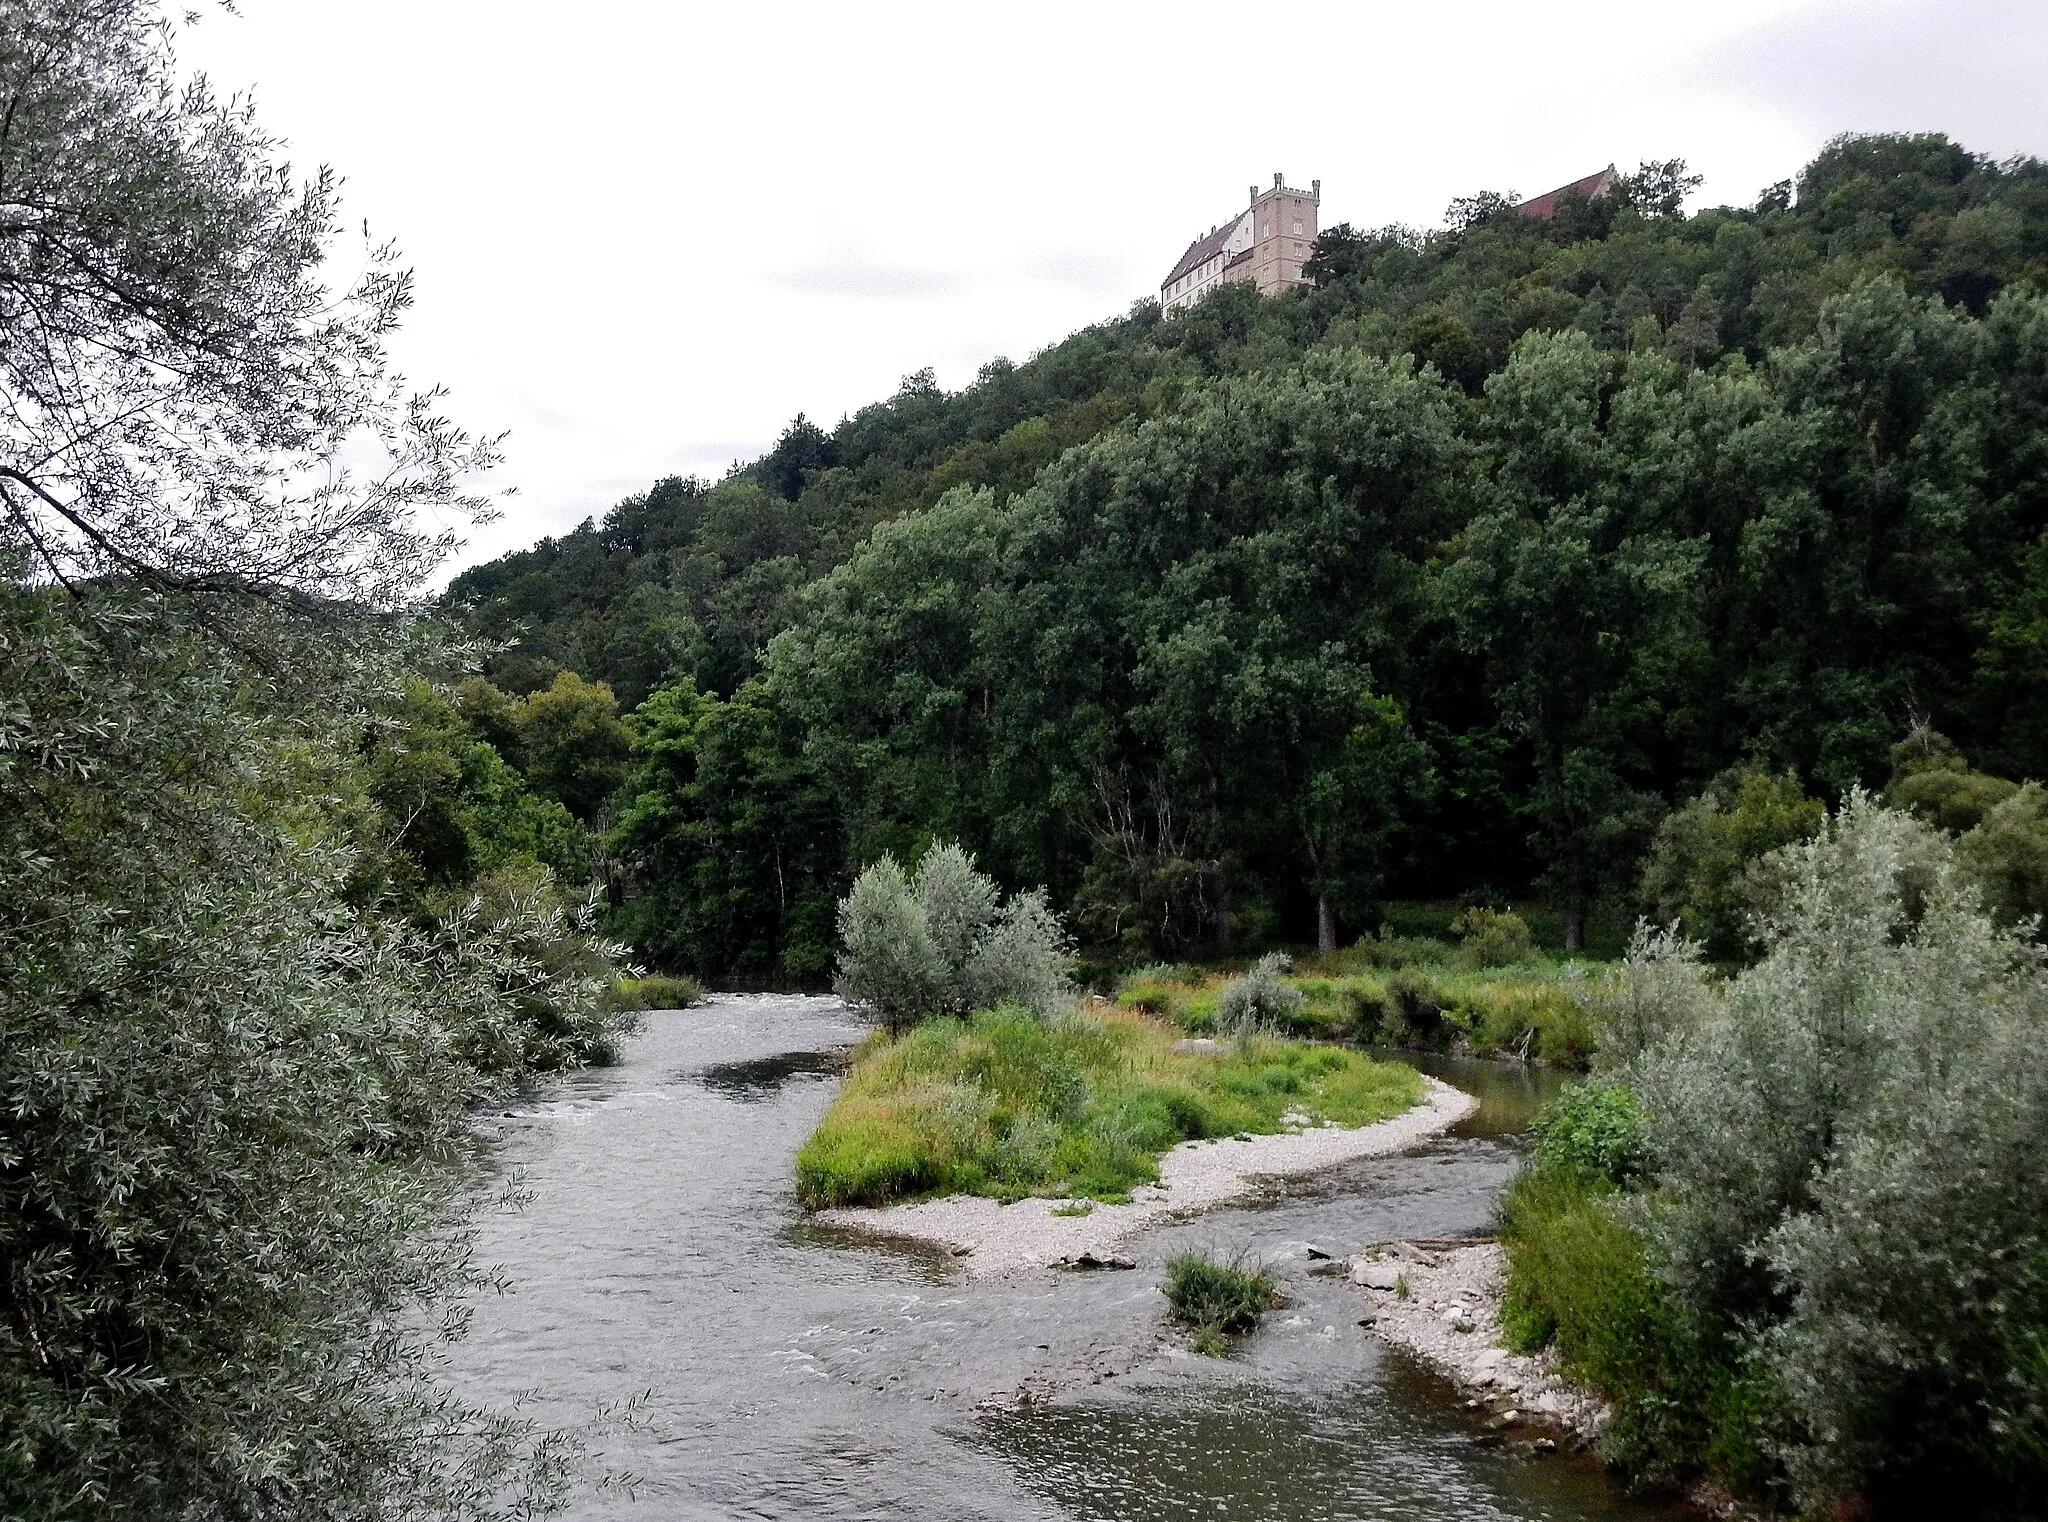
1114,965,1193,1019
834,841,1069,1030
0,591,623,1521
1451,906,1535,966
1445,979,1595,1066
1162,1253,1277,1355
1639,794,2048,1511
1509,793,2048,1511
1347,926,1455,969
601,973,708,1012
1640,766,1825,961
1373,967,1446,1046
1528,1082,1644,1185
1214,952,1306,1037
1498,1165,1771,1491
1885,725,2018,834
1572,920,1716,1069
1956,781,2048,931
794,1008,1422,1207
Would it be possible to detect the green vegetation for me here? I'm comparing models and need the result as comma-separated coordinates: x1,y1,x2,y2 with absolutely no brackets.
447,131,2048,985
793,1008,1422,1208
1499,797,2048,1514
1,6,625,1515
1115,946,1598,1067
1640,767,1826,961
601,973,708,1012
1213,952,1307,1035
832,841,1068,1030
1162,1254,1279,1356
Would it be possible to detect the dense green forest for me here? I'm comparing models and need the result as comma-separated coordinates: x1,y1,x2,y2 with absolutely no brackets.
446,135,2048,978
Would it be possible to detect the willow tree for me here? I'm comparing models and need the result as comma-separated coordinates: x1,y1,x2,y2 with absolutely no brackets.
1,4,605,1517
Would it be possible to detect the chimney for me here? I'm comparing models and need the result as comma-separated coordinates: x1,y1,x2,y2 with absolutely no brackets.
1249,185,1258,205
1273,171,1284,188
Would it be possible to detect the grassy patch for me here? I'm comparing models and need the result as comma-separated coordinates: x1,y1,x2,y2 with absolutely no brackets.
1499,1110,1775,1492
1162,1252,1277,1354
599,972,707,1011
794,1007,1422,1208
1114,960,1599,1068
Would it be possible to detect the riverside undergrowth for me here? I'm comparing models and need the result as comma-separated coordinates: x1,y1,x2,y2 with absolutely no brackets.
1499,798,2048,1516
1116,958,1599,1066
794,1006,1421,1207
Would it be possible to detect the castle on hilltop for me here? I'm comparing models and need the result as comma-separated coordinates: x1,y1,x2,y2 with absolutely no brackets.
1159,173,1320,314
1160,166,1618,312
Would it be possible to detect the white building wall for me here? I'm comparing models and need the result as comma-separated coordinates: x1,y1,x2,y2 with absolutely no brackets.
1162,211,1252,313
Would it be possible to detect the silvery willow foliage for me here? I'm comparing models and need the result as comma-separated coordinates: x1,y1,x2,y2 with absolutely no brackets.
834,842,1069,1030
1628,793,2048,1510
1575,920,1714,1070
1,2,620,1514
0,590,619,1518
1214,953,1306,1038
0,0,498,604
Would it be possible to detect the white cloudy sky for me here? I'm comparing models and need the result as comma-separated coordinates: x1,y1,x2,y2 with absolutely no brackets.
174,0,2048,576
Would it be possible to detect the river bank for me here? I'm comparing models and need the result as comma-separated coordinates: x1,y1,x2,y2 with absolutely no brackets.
816,1076,1477,1276
443,998,1690,1521
1346,1240,1606,1441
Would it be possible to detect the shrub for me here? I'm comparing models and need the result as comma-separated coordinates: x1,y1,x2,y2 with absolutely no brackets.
1214,952,1306,1037
833,841,1070,1030
1375,967,1445,1046
1640,766,1824,961
1572,920,1716,1069
1162,1253,1276,1354
1447,979,1595,1066
1885,724,2018,834
1497,1165,1770,1490
1451,906,1535,966
1957,781,2048,931
1348,926,1454,969
1528,1081,1644,1186
600,973,707,1012
1597,791,2048,1511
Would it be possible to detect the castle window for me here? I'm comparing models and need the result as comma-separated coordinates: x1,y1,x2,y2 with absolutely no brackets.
1293,220,1303,235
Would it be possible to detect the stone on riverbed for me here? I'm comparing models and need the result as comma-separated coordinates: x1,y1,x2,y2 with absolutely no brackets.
1351,1257,1404,1290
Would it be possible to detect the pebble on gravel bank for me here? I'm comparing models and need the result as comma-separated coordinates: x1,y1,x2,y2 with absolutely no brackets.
1347,1240,1609,1442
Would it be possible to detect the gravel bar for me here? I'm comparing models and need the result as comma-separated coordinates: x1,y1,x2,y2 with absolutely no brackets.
815,1076,1476,1277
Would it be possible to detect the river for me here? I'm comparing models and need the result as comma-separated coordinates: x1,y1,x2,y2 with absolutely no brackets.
451,994,1688,1520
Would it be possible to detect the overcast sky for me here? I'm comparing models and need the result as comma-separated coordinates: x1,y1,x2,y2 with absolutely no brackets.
174,0,2048,576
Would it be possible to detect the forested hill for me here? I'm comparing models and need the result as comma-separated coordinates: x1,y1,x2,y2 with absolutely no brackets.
445,133,2048,979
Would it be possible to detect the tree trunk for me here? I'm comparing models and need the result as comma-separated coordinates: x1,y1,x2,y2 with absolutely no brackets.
1214,882,1232,953
1317,894,1337,953
1564,898,1584,953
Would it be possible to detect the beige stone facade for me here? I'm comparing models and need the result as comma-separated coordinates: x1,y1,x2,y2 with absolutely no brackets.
1160,173,1321,313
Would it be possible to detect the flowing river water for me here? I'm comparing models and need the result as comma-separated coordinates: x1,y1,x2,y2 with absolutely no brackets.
451,995,1690,1521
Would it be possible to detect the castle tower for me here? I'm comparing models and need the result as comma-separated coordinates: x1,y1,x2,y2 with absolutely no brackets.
1159,174,1321,313
1241,172,1320,296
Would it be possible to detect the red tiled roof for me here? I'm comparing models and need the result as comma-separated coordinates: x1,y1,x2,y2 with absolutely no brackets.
1517,164,1619,220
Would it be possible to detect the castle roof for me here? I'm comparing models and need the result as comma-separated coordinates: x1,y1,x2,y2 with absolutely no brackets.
1162,215,1245,287
1517,164,1619,219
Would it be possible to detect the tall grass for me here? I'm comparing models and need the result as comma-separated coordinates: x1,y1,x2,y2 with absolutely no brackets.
795,1006,1422,1208
599,972,706,1011
1114,962,1598,1067
1499,1084,1775,1492
1163,1253,1277,1355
